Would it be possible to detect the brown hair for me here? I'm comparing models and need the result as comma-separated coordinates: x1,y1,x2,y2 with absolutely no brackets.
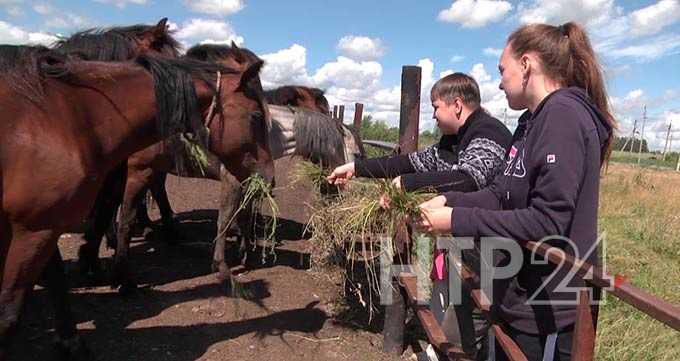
507,22,617,165
430,72,481,108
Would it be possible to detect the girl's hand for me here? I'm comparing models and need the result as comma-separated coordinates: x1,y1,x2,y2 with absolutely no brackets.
418,206,453,233
327,162,355,185
418,195,447,210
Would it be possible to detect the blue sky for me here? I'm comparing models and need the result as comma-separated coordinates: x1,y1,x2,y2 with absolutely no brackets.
1,0,679,149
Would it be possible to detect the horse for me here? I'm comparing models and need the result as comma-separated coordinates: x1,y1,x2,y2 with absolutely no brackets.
264,85,330,115
80,43,364,289
0,46,272,359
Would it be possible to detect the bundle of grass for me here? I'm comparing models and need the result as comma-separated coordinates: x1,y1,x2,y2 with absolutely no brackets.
221,174,280,264
306,179,435,318
290,160,339,196
179,133,209,176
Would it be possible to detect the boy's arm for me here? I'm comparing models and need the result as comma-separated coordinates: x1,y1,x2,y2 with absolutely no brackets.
399,170,478,193
354,154,416,178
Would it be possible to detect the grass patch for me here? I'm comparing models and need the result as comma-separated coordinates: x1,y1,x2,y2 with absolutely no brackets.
597,163,680,360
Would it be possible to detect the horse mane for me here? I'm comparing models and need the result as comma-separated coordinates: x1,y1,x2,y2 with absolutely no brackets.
54,24,181,61
134,54,241,149
292,108,346,167
264,85,330,114
0,45,72,103
185,43,260,65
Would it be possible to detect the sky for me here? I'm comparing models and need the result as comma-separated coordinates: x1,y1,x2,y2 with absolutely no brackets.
1,0,680,150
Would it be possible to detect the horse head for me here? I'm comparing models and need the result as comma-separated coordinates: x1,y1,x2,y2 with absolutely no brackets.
187,53,275,186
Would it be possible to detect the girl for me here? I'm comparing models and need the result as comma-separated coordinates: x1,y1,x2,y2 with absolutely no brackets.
418,22,616,361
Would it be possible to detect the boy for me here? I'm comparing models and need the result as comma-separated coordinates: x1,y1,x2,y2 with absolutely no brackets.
328,72,512,359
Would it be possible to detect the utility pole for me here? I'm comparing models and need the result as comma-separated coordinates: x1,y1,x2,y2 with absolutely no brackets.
637,105,646,166
621,119,637,152
662,121,672,161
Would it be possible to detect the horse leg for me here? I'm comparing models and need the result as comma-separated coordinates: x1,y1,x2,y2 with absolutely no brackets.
132,193,153,235
112,168,151,295
214,168,242,285
0,229,58,358
79,164,127,283
43,251,91,360
148,172,178,245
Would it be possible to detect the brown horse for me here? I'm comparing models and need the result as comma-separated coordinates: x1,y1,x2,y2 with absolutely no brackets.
264,85,330,114
0,46,272,358
78,43,359,288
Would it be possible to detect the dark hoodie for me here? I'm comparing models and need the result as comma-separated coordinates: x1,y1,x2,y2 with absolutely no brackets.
442,87,612,334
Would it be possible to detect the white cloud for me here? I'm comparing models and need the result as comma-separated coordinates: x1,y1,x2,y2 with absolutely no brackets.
260,44,311,88
336,35,386,61
438,0,513,28
606,33,680,62
183,0,244,16
174,18,244,48
94,0,148,8
518,0,618,26
483,47,502,57
0,20,58,45
312,56,382,90
517,0,680,63
32,2,90,29
629,0,680,37
0,0,23,16
450,55,465,63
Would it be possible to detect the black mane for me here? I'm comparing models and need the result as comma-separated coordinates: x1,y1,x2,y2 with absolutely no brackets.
264,85,330,114
54,24,181,61
0,45,71,103
185,43,260,64
134,54,241,148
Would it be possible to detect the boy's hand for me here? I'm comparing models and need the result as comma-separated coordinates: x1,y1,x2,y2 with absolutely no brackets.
391,176,402,190
418,195,447,209
327,162,355,185
379,176,402,209
418,206,453,233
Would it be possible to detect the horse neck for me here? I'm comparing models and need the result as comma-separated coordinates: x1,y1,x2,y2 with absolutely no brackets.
63,62,213,169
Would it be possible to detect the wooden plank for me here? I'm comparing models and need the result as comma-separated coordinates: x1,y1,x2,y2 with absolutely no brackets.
492,325,529,361
399,274,472,360
526,241,680,331
338,105,345,122
398,66,421,154
571,289,597,361
353,103,363,132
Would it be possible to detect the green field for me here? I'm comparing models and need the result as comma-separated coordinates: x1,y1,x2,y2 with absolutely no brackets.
596,163,680,360
610,150,680,170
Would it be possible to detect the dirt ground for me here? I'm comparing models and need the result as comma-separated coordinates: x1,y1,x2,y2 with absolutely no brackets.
9,156,421,361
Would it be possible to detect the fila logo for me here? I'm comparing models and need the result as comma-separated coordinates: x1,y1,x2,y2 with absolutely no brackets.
547,154,556,164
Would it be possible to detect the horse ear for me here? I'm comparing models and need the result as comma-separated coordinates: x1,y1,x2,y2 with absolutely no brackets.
153,18,168,37
237,60,264,92
231,40,239,49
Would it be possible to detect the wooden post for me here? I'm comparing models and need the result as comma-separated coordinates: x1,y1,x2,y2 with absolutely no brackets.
353,103,364,134
338,105,345,123
383,65,421,356
333,105,339,119
398,65,421,154
571,288,600,361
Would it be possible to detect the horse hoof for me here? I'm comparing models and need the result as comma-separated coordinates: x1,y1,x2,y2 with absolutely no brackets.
54,336,93,361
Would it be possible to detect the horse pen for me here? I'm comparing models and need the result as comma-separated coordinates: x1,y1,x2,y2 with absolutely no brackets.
7,59,680,361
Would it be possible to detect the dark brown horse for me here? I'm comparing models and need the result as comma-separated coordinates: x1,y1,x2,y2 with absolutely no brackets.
0,46,272,359
264,85,330,114
79,43,362,289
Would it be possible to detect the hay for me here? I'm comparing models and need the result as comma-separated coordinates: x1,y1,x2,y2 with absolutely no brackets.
220,174,280,263
180,133,209,176
306,178,435,318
